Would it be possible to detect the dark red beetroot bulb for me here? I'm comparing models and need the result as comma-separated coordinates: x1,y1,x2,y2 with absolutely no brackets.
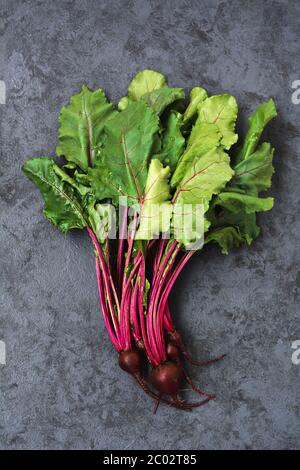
151,361,184,396
119,349,142,374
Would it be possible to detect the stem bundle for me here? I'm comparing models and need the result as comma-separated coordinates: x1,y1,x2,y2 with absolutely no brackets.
88,227,221,411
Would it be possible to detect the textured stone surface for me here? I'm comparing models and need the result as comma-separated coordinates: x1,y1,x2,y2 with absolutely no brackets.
0,0,300,450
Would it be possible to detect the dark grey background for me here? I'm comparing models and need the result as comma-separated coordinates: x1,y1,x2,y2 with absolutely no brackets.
0,0,299,450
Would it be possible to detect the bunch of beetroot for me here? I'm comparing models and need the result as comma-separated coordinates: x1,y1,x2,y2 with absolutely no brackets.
23,70,277,411
88,226,224,411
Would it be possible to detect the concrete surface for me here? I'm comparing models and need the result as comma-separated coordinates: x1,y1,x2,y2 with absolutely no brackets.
0,0,300,450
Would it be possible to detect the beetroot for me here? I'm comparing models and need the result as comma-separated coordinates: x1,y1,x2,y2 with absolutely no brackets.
151,362,184,396
22,70,277,413
119,350,142,375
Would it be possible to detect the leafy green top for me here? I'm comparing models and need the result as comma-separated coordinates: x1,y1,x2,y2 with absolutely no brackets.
22,70,277,253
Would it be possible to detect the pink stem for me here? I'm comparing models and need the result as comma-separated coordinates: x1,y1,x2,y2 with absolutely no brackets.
123,288,132,350
151,250,196,358
117,207,128,290
164,304,174,332
131,275,141,341
95,258,122,351
154,246,182,359
87,227,120,340
151,241,179,300
146,305,161,364
123,211,138,289
105,241,120,314
148,242,181,361
119,255,142,348
137,261,153,356
123,254,142,292
109,272,120,317
153,239,167,273
158,250,195,325
137,257,159,366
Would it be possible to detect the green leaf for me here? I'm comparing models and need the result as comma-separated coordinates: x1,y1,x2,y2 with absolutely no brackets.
89,101,159,204
62,162,78,171
174,147,234,212
235,213,260,245
172,96,229,188
172,203,207,249
171,147,234,246
128,70,167,100
157,111,185,172
53,164,90,197
208,208,260,247
207,192,273,249
183,87,208,124
236,99,277,163
151,133,162,155
22,72,276,261
141,87,185,115
171,123,221,187
22,158,87,233
197,94,238,149
118,96,131,111
205,99,277,253
142,159,171,205
205,226,243,254
124,69,184,115
231,142,274,195
73,170,93,188
136,159,172,239
56,85,116,171
87,201,115,243
215,191,274,214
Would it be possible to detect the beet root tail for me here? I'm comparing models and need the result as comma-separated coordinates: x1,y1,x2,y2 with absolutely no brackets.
169,330,226,367
171,394,214,410
183,351,226,367
153,394,162,414
133,373,191,411
182,368,215,400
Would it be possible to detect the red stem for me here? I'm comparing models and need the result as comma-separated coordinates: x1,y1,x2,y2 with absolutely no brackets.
95,258,122,351
137,258,155,363
158,250,195,322
117,207,128,290
155,244,182,358
119,254,143,346
153,239,167,273
147,241,181,361
123,288,132,350
87,227,120,341
164,304,174,332
131,274,141,342
123,211,138,289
